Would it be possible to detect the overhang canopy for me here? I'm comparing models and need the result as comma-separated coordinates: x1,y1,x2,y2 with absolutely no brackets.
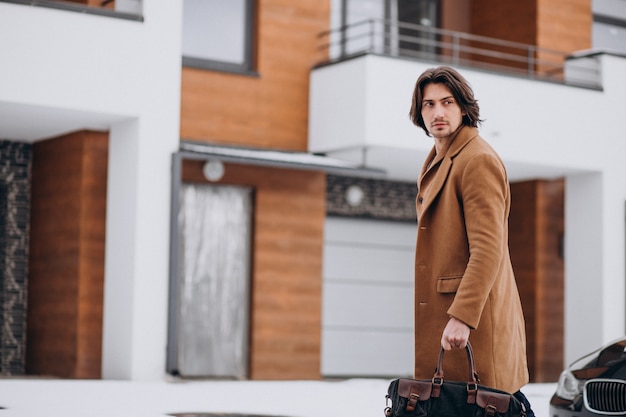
178,140,386,178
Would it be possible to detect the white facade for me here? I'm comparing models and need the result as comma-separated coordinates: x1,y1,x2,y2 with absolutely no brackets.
309,52,626,366
0,1,182,380
2,0,626,380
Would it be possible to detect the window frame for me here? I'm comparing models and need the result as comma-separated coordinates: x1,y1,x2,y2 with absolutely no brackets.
182,0,257,76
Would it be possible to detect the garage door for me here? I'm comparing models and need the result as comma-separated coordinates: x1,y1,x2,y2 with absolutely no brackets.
321,216,416,378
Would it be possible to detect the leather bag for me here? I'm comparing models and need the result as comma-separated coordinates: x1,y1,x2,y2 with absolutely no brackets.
384,342,526,417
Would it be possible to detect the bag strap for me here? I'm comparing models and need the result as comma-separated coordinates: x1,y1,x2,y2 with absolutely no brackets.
432,341,480,402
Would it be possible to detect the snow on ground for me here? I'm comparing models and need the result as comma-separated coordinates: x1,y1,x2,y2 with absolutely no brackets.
0,378,556,417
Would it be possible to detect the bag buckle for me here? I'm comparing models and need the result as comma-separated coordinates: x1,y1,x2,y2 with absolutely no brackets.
485,404,497,417
431,376,443,398
466,382,478,404
406,387,420,412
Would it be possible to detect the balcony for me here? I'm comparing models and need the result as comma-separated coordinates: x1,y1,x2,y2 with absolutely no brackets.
308,20,614,183
316,19,601,89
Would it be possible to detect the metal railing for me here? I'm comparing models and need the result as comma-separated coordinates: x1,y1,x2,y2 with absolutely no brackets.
317,19,601,89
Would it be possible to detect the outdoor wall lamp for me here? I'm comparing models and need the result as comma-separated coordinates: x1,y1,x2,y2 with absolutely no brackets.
202,159,225,182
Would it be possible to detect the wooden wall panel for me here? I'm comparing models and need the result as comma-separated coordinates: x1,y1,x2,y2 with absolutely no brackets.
535,0,591,75
467,1,538,73
182,161,325,379
534,179,565,381
537,0,591,53
467,0,590,77
510,179,564,382
509,181,538,379
27,131,108,379
470,0,591,52
470,1,537,45
441,0,471,33
180,0,331,152
62,0,114,7
76,132,108,378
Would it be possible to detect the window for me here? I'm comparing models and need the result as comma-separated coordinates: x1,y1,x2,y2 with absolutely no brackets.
592,0,626,55
397,0,439,56
593,16,626,55
331,0,439,59
182,0,256,74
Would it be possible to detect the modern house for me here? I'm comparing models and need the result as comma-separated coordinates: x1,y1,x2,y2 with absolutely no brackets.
0,0,625,383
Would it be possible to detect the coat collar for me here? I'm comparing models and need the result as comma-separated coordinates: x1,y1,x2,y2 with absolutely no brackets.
418,126,479,216
420,126,479,178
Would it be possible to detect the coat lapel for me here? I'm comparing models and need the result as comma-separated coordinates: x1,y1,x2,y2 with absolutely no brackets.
418,127,479,217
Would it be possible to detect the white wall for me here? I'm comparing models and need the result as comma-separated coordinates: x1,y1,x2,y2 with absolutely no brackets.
310,55,611,179
310,53,626,366
0,1,183,380
322,218,415,377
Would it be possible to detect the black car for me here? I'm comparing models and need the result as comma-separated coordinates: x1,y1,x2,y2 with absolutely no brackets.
550,337,626,417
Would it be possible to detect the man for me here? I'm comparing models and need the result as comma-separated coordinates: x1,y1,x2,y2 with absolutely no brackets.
409,66,534,414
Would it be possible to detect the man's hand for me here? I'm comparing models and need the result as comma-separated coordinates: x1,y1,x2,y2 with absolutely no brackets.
441,316,471,350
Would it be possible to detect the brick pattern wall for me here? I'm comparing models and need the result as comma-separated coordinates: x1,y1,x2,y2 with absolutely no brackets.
326,175,417,222
0,141,32,376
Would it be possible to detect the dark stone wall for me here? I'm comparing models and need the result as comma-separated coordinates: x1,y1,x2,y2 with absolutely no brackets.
0,141,31,375
326,175,417,222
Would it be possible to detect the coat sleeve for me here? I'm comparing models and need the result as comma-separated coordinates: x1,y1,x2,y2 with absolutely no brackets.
446,152,509,329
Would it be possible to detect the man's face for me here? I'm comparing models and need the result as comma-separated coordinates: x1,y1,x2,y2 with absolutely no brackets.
421,83,464,140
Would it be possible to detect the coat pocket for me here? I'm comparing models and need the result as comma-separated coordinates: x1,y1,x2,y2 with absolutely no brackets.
436,275,462,293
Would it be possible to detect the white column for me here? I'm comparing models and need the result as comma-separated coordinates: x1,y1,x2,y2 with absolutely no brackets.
101,1,182,380
102,118,180,380
564,173,604,366
102,119,140,379
601,171,626,341
600,54,626,345
563,53,626,366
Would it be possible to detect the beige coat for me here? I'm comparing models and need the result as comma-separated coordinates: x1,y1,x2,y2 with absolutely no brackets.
414,126,529,394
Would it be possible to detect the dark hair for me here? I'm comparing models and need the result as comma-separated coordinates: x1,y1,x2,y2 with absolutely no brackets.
409,66,483,136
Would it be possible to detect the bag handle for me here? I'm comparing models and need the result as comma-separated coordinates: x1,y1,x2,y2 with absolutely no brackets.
431,341,480,401
434,340,479,383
